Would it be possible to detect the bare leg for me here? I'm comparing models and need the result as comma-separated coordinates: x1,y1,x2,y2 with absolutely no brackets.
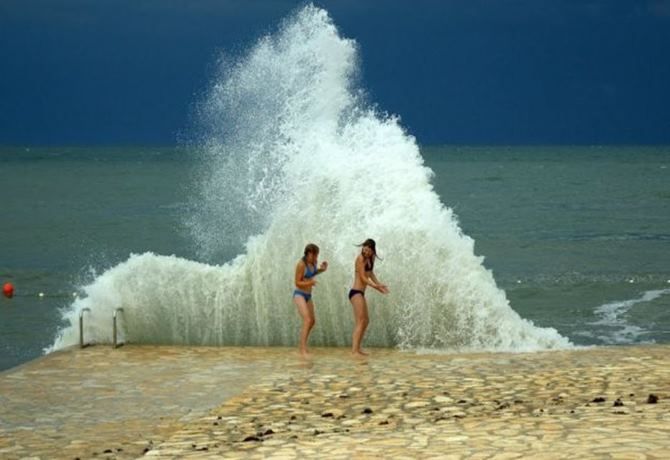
350,294,369,357
294,296,316,357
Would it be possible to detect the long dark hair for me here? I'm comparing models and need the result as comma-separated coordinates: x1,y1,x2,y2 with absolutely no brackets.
302,243,319,262
357,238,382,267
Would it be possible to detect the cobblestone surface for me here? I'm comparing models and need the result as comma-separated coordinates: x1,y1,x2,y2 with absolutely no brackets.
1,345,669,459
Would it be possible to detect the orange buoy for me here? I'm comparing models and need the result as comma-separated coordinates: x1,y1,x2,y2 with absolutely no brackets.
3,283,14,298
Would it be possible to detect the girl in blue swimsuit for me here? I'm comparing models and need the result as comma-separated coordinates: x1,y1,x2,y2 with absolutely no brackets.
294,243,328,357
349,239,389,357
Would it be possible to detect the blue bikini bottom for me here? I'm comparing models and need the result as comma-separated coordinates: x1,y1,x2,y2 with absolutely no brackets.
293,290,312,302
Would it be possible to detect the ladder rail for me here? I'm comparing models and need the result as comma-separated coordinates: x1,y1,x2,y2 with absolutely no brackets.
79,308,91,348
113,308,125,348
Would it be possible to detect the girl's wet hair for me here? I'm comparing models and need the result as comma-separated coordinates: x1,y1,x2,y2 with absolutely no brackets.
358,238,382,261
303,243,319,260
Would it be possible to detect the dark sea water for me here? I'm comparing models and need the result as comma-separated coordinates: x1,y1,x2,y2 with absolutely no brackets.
1,145,669,371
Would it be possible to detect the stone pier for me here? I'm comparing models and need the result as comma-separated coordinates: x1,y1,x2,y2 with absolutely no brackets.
1,345,668,459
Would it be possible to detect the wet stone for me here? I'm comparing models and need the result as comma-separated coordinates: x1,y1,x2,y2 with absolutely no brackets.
3,345,670,458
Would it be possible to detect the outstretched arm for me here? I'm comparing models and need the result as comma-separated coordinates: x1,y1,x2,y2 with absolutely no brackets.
368,271,389,294
356,256,385,292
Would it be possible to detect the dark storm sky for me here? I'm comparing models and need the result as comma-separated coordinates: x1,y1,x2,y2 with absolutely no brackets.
1,0,669,145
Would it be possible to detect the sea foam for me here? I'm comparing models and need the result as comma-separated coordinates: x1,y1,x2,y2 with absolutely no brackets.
50,5,571,353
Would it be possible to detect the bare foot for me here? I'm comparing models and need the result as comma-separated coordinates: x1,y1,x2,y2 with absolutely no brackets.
351,350,368,358
299,349,313,359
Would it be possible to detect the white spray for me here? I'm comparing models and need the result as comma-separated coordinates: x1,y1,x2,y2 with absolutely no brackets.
50,5,571,352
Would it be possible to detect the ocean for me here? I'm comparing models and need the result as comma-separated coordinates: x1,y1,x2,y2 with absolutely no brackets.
2,6,669,371
2,145,669,372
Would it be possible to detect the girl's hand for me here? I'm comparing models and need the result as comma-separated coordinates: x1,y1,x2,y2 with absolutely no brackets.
319,261,329,272
378,284,389,294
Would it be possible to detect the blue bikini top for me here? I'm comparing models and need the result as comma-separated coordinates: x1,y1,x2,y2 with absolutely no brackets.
304,263,318,279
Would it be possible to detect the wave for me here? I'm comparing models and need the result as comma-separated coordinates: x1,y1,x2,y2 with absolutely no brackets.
584,288,670,344
49,5,570,353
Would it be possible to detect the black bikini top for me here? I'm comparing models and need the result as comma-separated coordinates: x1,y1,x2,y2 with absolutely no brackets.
364,258,374,272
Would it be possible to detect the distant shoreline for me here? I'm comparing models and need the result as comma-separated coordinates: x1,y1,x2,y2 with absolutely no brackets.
2,143,670,150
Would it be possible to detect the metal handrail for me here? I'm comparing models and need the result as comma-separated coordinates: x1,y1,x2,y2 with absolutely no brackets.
113,308,125,348
79,308,91,348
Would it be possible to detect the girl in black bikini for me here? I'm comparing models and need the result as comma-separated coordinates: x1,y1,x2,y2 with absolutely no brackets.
294,243,328,357
349,239,389,357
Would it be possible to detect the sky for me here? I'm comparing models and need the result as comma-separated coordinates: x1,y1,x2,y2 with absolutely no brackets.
1,0,669,145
